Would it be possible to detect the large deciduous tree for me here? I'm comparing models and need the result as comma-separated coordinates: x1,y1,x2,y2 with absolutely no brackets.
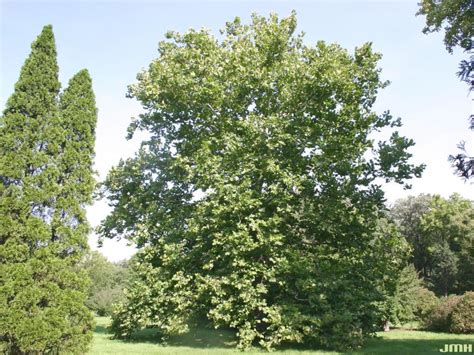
0,26,96,353
100,13,423,350
417,0,474,179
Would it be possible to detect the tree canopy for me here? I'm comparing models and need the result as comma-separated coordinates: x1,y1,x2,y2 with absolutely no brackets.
417,0,474,179
100,12,423,350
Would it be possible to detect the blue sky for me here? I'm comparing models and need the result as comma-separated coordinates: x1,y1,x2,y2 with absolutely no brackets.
1,0,472,261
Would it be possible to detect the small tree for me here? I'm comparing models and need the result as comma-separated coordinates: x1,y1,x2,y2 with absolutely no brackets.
389,265,425,328
430,241,459,297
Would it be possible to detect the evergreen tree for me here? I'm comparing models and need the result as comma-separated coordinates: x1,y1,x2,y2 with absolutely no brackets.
431,241,459,297
54,69,97,254
382,264,424,330
0,26,95,353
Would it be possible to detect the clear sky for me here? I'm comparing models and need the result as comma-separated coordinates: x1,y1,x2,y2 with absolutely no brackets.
1,0,473,261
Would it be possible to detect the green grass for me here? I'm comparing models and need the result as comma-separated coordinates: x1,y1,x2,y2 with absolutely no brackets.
89,317,474,354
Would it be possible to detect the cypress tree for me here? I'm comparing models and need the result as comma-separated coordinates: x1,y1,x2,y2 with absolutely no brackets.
0,26,95,354
54,69,97,255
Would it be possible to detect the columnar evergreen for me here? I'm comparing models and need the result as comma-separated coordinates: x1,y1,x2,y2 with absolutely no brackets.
0,25,96,354
55,69,98,254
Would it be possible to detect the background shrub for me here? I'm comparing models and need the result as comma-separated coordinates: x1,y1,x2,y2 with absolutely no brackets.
414,287,440,322
450,292,474,334
423,295,463,331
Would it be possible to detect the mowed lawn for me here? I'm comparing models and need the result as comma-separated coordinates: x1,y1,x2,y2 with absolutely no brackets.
89,317,474,355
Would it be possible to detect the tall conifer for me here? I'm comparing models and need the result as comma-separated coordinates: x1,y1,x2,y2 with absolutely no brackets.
0,26,95,353
53,69,97,256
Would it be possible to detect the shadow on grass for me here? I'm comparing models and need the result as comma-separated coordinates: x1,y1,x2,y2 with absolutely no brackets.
93,325,110,335
94,322,473,354
275,331,474,354
94,322,236,349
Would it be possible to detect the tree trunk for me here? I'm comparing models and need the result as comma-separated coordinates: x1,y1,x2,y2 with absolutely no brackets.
383,320,390,332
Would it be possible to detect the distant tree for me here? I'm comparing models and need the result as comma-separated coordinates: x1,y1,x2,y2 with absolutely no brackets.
374,218,414,331
101,12,423,351
430,241,459,296
420,194,474,294
417,0,474,179
80,251,130,316
391,265,425,326
0,25,96,353
390,194,434,277
391,194,474,295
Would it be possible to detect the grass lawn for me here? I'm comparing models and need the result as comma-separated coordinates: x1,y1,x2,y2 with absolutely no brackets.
89,317,474,354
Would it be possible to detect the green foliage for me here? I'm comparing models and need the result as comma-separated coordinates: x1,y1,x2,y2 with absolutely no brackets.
391,194,474,296
450,292,474,334
417,0,474,179
382,264,425,327
88,287,126,317
0,25,96,353
423,292,474,334
58,69,97,209
100,13,422,351
423,295,463,332
381,262,440,329
80,251,130,316
372,219,412,331
413,287,440,322
417,0,473,53
390,194,434,277
430,241,458,296
421,194,474,294
377,258,441,331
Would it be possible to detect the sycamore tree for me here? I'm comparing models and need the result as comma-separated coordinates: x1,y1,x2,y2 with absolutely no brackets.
100,13,423,351
0,26,96,353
